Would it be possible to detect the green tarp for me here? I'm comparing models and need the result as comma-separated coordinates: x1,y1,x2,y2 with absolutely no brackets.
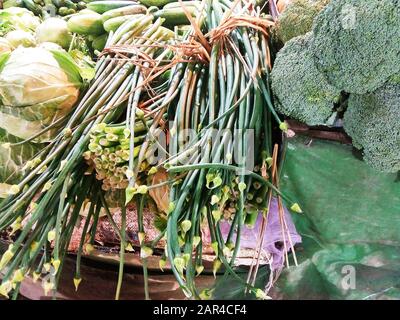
215,135,400,300
276,135,400,299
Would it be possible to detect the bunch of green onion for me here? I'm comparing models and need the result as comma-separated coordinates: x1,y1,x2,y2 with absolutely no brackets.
155,0,297,299
85,120,153,191
0,0,302,301
0,14,175,299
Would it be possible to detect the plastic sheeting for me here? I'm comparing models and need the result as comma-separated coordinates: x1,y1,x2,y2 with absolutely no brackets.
214,134,400,300
219,198,301,270
274,135,400,299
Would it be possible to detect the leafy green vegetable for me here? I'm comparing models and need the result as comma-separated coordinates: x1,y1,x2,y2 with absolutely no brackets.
0,127,42,197
5,29,36,48
0,47,82,142
0,8,40,37
68,49,96,82
0,38,13,54
50,49,83,87
35,18,72,50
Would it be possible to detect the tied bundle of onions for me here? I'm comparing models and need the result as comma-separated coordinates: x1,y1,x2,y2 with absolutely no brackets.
0,0,301,301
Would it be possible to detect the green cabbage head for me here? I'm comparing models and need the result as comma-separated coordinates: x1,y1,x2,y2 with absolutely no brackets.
0,7,41,36
0,46,82,142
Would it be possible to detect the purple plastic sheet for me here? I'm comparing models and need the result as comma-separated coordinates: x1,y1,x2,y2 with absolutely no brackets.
219,198,301,270
269,0,279,20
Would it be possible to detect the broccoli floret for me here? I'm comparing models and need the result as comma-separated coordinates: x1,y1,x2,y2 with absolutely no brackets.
311,0,400,94
389,72,400,85
271,33,341,126
344,83,400,173
276,0,330,43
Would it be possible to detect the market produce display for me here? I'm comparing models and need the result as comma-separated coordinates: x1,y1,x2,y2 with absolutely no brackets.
0,0,301,300
3,0,88,17
0,0,398,301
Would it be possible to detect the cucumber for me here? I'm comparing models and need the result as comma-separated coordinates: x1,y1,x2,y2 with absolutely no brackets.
87,1,138,14
101,4,146,23
153,6,199,27
92,33,108,51
65,0,78,9
67,12,105,35
22,0,42,15
103,14,138,32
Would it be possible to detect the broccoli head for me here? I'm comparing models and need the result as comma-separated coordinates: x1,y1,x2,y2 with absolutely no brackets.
311,0,400,94
344,83,400,173
276,0,330,43
271,33,341,126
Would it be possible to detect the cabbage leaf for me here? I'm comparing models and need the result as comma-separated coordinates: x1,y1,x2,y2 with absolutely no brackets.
0,127,42,197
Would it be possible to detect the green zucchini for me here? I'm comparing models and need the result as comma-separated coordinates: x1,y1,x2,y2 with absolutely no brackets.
87,0,137,14
64,0,78,9
104,14,139,32
153,6,199,27
101,4,146,22
22,0,42,15
67,12,105,35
